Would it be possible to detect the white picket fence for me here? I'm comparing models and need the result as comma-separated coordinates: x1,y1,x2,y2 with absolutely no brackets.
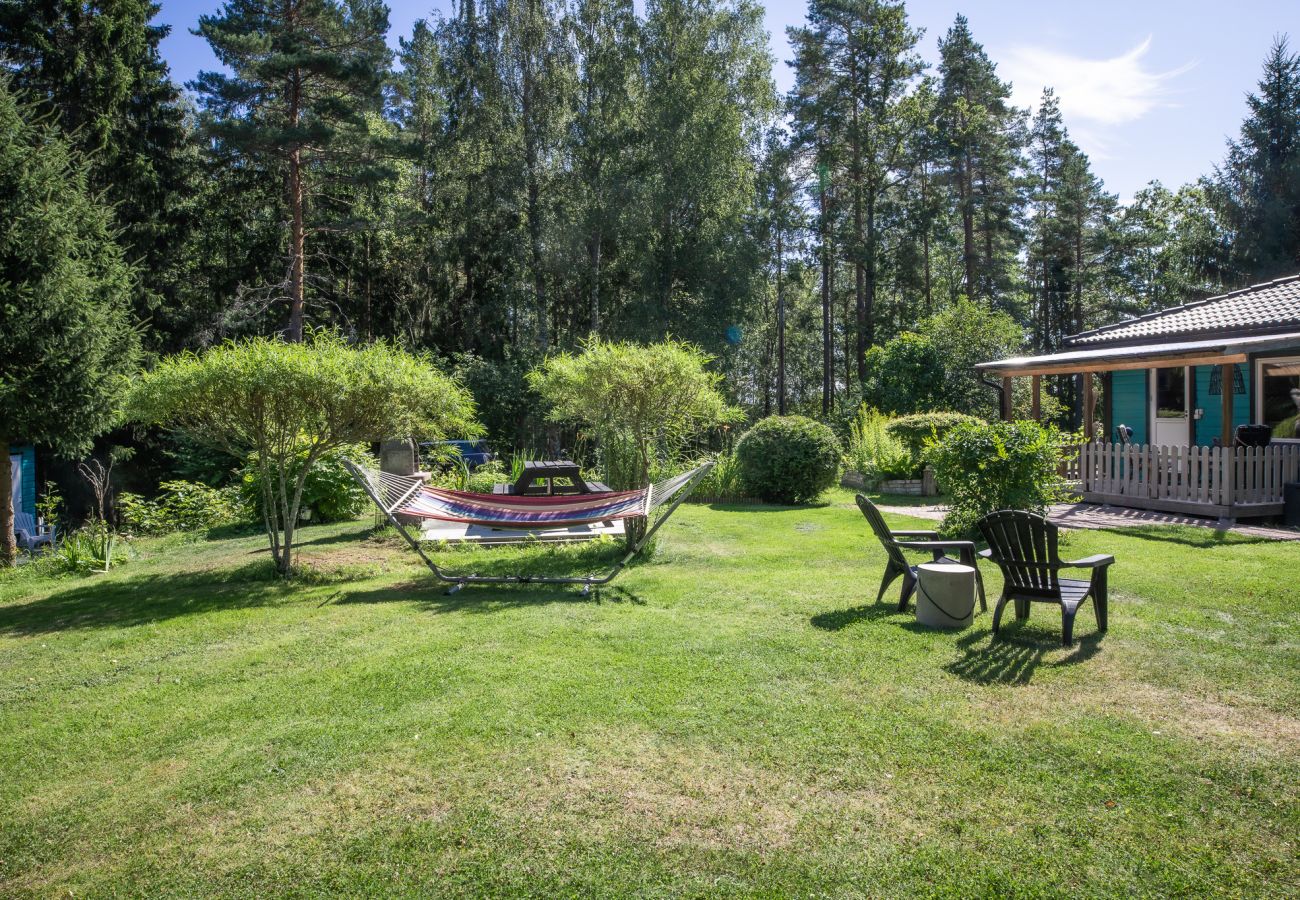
1075,441,1300,516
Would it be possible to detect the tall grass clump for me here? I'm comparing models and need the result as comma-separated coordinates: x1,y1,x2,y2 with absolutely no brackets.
846,405,913,485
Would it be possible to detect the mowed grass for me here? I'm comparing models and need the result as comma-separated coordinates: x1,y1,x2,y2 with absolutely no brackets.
0,489,1296,897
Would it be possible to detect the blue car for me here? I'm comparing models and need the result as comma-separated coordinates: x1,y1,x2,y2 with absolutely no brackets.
423,439,494,470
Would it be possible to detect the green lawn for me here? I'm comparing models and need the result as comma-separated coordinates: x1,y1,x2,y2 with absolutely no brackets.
1,489,1296,897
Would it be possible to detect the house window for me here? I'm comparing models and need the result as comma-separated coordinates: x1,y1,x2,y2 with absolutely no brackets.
1258,357,1300,439
1155,366,1186,418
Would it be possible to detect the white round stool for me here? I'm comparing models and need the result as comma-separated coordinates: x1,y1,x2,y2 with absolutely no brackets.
915,562,976,629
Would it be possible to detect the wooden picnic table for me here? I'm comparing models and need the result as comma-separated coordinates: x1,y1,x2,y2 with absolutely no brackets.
492,459,610,495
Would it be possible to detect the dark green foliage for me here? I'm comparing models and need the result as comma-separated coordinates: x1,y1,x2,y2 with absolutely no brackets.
0,0,197,349
241,446,373,525
734,416,841,504
861,333,945,414
885,411,983,461
117,480,249,535
925,419,1075,537
452,355,544,452
916,300,1024,420
0,80,141,565
1209,35,1300,281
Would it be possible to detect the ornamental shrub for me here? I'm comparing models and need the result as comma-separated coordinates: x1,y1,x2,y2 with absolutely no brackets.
117,480,249,536
846,406,913,483
241,444,376,525
735,416,842,504
925,420,1077,537
886,412,984,463
126,330,479,574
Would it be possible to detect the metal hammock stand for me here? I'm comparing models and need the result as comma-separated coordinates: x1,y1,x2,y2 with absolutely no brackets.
343,458,714,595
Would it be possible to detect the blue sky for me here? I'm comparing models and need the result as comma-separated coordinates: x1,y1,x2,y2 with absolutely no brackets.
156,0,1297,201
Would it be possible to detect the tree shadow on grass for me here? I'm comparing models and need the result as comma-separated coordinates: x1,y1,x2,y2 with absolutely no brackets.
810,601,901,631
943,625,1103,686
0,561,290,636
706,500,833,513
338,577,645,615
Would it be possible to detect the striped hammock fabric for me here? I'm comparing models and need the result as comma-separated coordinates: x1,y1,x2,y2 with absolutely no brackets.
398,485,648,528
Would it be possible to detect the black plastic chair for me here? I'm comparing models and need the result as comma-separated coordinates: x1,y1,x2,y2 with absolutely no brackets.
975,509,1114,646
855,495,986,612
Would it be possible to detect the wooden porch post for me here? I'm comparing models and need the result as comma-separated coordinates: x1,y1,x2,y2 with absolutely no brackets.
1001,376,1012,421
1082,373,1095,440
1031,374,1042,421
1220,363,1234,447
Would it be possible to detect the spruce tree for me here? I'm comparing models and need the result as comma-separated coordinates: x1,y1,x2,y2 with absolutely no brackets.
1211,35,1300,280
0,0,196,349
193,0,392,341
0,81,141,565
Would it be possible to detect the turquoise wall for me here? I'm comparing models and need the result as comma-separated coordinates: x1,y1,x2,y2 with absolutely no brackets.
10,445,36,518
1110,369,1148,444
1108,366,1252,446
1193,364,1250,446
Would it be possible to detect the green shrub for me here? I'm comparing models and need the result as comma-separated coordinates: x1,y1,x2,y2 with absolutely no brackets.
925,420,1077,537
430,458,512,494
528,338,742,488
846,406,913,483
735,416,841,504
241,444,375,524
861,333,946,415
689,451,746,503
43,521,129,575
117,480,248,536
886,411,984,463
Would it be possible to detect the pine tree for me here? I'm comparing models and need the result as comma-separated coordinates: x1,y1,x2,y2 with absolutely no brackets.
0,81,141,565
936,14,1026,306
193,0,392,341
788,0,923,386
1211,34,1300,280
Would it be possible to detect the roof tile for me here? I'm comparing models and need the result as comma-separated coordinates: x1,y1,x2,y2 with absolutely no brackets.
1066,274,1300,346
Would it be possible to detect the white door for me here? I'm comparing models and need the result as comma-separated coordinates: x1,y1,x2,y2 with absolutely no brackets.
1151,366,1189,447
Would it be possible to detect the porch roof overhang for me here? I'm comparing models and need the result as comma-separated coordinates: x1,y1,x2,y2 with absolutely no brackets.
977,331,1300,377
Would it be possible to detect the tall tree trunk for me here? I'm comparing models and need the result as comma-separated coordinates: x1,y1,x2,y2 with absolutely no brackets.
589,232,601,334
288,145,305,342
0,443,14,567
776,225,786,416
864,192,877,351
961,150,975,299
921,162,932,312
820,182,833,416
521,2,548,353
851,57,866,386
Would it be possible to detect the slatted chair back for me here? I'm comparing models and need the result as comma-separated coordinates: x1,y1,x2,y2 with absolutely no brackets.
855,495,910,572
976,510,1061,599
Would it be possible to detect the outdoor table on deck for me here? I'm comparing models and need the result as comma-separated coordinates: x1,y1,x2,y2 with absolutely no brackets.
492,459,610,496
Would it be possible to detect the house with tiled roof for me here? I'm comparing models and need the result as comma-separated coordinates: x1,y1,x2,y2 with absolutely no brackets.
978,275,1300,520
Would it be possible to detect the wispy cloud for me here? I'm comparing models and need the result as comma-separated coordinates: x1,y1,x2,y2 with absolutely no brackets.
1002,37,1195,157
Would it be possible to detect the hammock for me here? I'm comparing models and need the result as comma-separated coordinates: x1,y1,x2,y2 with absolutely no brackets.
343,458,713,594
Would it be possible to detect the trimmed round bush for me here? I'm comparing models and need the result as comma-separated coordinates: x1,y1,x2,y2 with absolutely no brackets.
735,415,842,504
